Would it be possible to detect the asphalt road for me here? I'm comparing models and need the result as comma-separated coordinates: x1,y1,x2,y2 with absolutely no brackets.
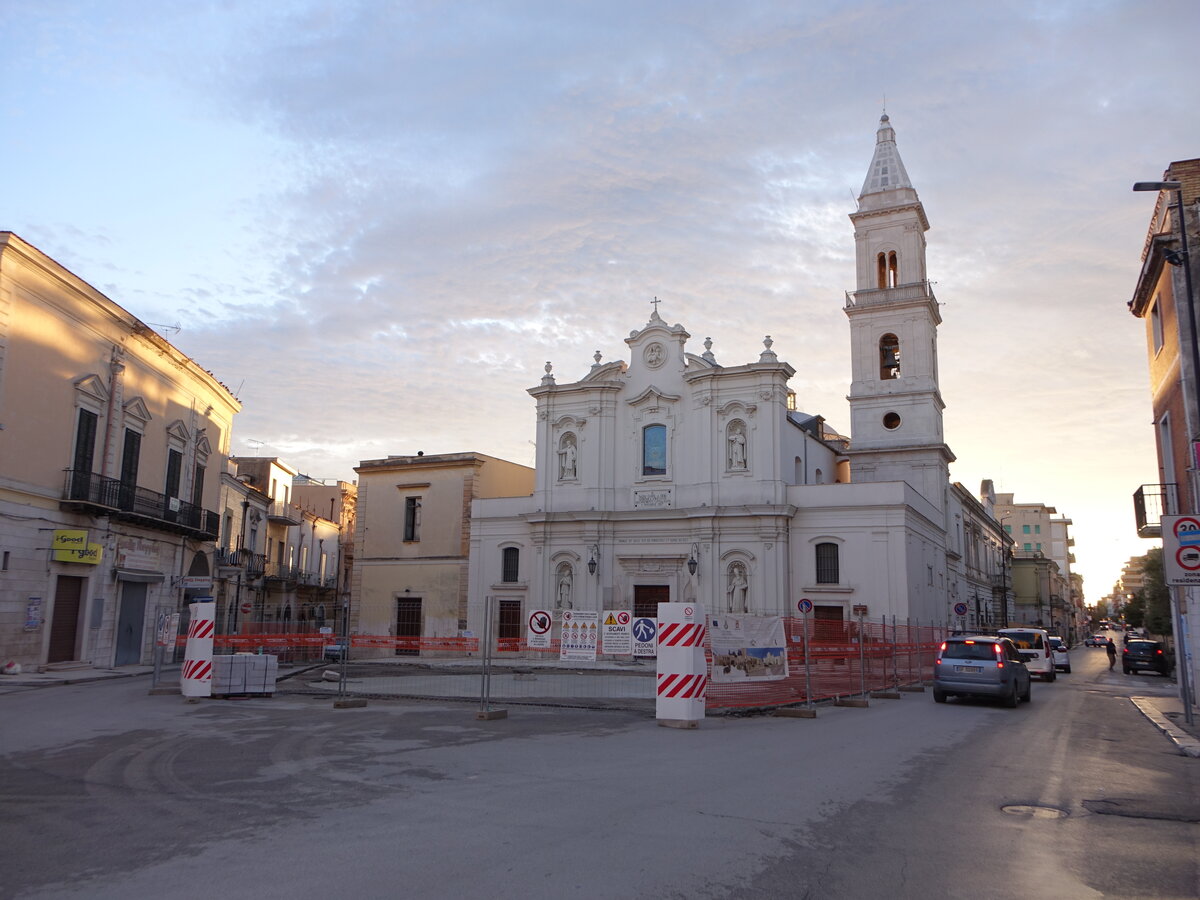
1,643,1196,900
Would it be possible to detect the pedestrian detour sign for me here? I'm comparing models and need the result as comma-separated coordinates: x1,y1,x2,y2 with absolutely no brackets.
1162,515,1200,586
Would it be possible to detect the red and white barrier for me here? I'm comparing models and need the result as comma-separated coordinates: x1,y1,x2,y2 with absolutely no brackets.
180,601,215,698
656,602,706,727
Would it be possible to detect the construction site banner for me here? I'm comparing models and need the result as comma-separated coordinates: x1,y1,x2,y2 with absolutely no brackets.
710,614,788,682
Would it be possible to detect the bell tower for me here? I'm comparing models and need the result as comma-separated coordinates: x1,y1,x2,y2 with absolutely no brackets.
844,114,954,507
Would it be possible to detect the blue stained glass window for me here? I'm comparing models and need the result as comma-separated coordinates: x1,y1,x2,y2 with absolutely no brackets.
643,424,667,476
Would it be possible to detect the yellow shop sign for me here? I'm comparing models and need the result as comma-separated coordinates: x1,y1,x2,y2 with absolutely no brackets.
51,530,88,550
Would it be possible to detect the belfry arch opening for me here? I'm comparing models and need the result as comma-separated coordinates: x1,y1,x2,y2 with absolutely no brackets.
876,251,899,289
879,333,900,379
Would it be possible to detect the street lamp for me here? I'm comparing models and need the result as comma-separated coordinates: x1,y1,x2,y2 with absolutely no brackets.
1134,179,1197,728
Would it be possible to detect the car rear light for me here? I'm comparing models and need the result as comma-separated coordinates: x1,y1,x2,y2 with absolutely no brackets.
939,642,947,652
1123,649,1129,655
1156,649,1163,655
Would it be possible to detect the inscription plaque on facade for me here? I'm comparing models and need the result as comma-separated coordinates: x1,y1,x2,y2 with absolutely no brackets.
634,489,673,509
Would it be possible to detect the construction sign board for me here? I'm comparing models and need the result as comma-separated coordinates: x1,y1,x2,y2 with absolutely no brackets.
559,610,598,661
601,609,632,655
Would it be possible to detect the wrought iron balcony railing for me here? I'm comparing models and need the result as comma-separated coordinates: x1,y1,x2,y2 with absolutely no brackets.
214,547,268,577
63,469,218,540
1133,483,1177,538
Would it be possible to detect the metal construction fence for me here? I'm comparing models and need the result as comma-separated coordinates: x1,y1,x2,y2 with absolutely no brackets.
181,616,948,712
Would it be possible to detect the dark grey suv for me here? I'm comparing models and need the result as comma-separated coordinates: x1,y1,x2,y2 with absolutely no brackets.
933,635,1031,707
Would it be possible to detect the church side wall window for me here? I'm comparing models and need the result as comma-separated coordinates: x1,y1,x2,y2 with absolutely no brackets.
404,496,422,542
642,424,667,476
501,547,519,583
815,542,840,584
888,251,898,287
877,253,887,289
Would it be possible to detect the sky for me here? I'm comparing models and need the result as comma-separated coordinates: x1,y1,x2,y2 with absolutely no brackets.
3,0,1198,603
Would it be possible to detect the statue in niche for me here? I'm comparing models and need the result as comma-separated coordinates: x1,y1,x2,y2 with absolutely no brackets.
556,566,573,609
558,435,577,480
726,562,749,613
728,421,747,470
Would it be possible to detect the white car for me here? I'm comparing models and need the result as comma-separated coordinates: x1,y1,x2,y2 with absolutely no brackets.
997,627,1057,681
1047,635,1071,673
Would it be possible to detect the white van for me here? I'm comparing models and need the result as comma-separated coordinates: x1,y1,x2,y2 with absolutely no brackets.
997,627,1056,681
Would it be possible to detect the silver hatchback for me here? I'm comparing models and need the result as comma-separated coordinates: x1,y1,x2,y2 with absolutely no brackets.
933,635,1031,707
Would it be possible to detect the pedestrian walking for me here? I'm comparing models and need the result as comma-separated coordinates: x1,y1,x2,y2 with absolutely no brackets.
1106,637,1117,671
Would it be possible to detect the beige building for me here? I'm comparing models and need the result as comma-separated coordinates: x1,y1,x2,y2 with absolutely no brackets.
352,452,533,653
0,232,240,669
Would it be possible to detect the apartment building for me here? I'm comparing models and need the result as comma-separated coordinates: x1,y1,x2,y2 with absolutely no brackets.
0,233,239,669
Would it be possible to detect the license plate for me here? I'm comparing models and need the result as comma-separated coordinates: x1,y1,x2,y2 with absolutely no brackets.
954,665,982,673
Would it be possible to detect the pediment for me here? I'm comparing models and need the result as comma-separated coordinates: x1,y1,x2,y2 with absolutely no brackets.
165,419,190,446
73,374,109,405
195,432,212,457
123,396,152,427
626,385,682,408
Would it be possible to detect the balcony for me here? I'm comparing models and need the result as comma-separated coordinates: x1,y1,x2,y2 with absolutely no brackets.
264,562,301,583
1133,483,1178,538
845,280,937,311
268,500,303,525
214,547,267,578
62,469,218,540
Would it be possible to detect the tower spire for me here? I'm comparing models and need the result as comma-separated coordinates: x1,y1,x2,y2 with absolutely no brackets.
858,113,913,204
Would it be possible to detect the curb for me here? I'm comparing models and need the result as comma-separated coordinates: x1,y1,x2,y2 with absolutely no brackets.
1131,697,1200,758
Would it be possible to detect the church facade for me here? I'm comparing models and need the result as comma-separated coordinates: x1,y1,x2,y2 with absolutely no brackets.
466,116,960,641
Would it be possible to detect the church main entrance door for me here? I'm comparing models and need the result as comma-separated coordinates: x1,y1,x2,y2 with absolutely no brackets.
633,585,670,620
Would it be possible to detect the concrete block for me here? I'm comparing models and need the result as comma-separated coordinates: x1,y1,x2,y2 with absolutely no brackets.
870,690,902,699
773,708,817,718
476,708,508,720
835,697,870,708
333,698,368,709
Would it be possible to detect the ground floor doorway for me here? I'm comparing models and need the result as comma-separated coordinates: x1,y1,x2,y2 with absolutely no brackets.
115,581,148,665
634,585,670,620
48,575,84,663
396,597,421,656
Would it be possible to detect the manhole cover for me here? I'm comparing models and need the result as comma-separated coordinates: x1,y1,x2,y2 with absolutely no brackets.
1001,804,1068,819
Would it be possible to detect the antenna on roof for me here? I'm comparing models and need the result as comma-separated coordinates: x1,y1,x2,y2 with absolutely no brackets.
147,321,182,334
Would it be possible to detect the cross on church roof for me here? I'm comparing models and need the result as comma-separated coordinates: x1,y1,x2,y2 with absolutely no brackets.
650,296,661,313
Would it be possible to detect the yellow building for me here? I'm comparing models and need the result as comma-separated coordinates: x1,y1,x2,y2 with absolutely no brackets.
352,452,533,654
0,232,240,669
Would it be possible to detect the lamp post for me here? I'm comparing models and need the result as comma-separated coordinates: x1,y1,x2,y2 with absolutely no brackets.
1134,179,1197,727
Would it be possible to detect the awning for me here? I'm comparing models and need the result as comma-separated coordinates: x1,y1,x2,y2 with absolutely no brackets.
114,568,166,583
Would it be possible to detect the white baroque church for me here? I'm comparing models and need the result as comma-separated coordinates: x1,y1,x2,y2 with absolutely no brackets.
466,115,956,636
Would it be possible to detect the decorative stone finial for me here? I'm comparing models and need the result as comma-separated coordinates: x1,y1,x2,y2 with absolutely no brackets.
591,350,602,370
541,361,556,385
759,335,778,362
702,336,716,364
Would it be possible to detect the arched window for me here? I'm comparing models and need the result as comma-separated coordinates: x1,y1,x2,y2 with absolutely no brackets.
879,334,900,379
643,424,667,476
502,547,520,583
815,543,839,584
888,251,898,287
877,252,887,289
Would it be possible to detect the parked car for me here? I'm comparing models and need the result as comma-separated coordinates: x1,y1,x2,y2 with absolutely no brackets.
323,637,349,661
1085,633,1107,647
997,627,1056,681
1047,636,1071,673
1122,639,1172,676
933,635,1031,707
